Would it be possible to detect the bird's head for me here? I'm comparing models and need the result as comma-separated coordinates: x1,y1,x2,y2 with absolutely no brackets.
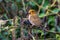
28,9,36,15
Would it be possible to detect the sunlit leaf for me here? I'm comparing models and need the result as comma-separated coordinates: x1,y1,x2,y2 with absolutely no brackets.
52,8,60,13
56,34,60,40
50,28,55,32
39,13,45,18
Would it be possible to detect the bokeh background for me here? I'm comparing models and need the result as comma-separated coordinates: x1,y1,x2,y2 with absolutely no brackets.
0,0,60,40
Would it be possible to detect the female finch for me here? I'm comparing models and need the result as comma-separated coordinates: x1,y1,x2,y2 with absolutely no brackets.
28,9,43,28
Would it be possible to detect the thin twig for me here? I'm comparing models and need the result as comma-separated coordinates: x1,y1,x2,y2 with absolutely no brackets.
50,0,56,7
57,0,60,9
22,0,26,14
30,0,40,7
30,0,45,15
11,29,16,40
20,18,25,40
38,0,45,14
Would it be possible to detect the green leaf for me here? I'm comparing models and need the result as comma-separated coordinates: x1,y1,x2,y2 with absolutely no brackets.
57,26,60,32
3,13,8,19
50,28,55,32
43,0,50,8
41,31,44,36
29,1,36,6
0,33,7,40
32,29,43,34
3,26,9,30
39,13,45,18
16,0,21,2
36,0,42,5
48,16,55,25
56,34,60,40
52,8,60,13
4,32,8,35
11,3,18,11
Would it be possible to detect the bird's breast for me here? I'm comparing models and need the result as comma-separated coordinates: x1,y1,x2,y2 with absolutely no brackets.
28,15,35,25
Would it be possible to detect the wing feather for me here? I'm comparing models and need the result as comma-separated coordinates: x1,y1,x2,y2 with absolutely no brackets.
29,14,42,26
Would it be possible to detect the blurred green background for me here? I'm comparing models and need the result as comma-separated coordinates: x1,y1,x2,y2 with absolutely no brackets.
0,0,60,40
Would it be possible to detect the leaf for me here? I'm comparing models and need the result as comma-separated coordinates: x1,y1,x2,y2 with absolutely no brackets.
57,26,60,32
52,8,60,13
32,29,43,34
43,0,50,8
41,32,44,36
16,0,21,2
48,16,55,26
56,34,60,40
4,32,8,36
0,33,7,40
11,3,18,11
3,26,9,30
36,0,42,5
3,13,8,19
29,1,36,6
39,13,45,18
50,28,55,32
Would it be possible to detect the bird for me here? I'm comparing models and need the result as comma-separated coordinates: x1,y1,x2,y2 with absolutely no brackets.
28,9,43,29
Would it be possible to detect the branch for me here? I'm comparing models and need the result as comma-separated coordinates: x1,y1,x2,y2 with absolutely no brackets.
38,0,45,14
22,0,26,14
50,0,56,7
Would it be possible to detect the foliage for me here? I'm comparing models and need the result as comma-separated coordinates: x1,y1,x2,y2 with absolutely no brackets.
0,0,60,40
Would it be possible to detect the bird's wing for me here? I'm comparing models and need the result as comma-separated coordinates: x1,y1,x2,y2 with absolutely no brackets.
30,14,42,26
